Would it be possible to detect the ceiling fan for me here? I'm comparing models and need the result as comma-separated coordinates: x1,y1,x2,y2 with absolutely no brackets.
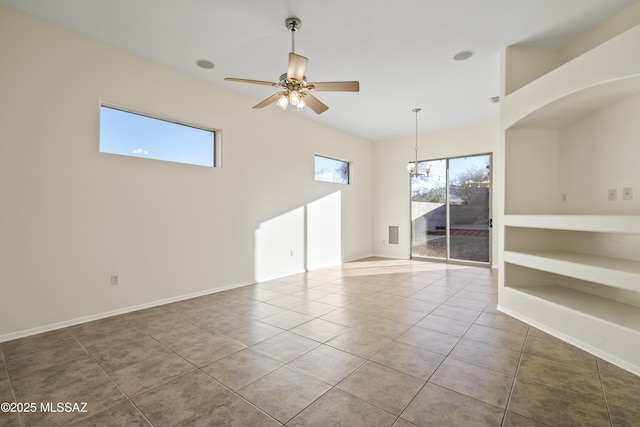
225,17,359,114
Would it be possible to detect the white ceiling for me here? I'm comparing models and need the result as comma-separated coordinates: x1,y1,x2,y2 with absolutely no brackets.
2,0,636,141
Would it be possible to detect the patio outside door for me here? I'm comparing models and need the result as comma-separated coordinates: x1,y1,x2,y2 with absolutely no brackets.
410,153,491,264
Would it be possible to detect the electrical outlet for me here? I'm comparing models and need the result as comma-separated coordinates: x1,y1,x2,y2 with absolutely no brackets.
110,274,119,286
623,187,633,200
608,189,617,201
561,192,567,202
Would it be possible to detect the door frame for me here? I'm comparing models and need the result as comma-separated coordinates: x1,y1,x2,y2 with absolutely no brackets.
409,152,493,266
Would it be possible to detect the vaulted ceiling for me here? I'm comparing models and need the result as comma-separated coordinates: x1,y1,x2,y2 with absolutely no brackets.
1,0,636,140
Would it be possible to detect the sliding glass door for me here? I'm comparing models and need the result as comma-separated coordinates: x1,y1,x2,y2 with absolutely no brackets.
410,153,491,264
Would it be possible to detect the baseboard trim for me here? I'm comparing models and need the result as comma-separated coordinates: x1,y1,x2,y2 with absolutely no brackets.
0,280,255,343
497,304,640,377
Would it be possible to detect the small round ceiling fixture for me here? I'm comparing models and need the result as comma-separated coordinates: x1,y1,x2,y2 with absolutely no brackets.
196,59,214,69
453,50,474,61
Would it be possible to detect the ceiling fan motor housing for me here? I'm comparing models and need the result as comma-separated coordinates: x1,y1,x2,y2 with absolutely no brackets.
285,17,302,32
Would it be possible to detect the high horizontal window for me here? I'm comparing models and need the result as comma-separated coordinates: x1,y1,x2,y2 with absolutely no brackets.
100,105,215,167
315,155,349,184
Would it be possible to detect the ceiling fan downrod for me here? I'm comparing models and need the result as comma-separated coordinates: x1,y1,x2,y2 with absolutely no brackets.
285,17,301,53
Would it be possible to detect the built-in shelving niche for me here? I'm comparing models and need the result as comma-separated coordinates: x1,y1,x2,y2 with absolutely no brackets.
499,22,640,374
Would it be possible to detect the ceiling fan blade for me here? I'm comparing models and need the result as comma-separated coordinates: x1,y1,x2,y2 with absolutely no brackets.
303,93,329,114
225,78,278,87
253,92,285,109
308,81,360,92
287,52,308,83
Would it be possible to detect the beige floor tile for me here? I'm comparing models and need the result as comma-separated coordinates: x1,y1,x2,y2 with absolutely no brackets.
456,289,497,302
233,301,285,319
176,394,280,426
4,339,89,379
72,325,149,354
326,328,391,358
289,344,365,385
20,374,126,427
109,351,196,396
372,341,445,380
10,353,106,399
410,291,450,304
450,338,521,375
374,305,428,324
445,295,491,311
0,411,21,427
401,382,504,426
131,314,195,337
463,323,527,352
0,329,76,360
287,389,397,426
290,318,348,342
392,418,419,427
268,295,308,309
600,368,640,410
69,400,151,426
0,371,12,404
290,301,337,317
429,357,514,408
508,379,610,427
220,320,283,346
89,334,173,372
416,314,472,337
396,325,460,355
314,293,352,307
517,353,604,402
191,307,253,334
523,334,597,372
260,310,314,329
5,259,637,426
202,348,283,391
133,370,231,426
159,328,246,367
430,304,482,323
246,288,285,302
238,366,331,423
475,312,529,334
352,316,412,340
319,307,371,327
608,404,640,427
292,287,333,298
502,411,548,427
250,331,319,363
336,361,425,416
392,298,440,314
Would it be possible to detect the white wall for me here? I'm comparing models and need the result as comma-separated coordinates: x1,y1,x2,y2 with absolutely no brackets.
0,7,372,339
372,121,500,266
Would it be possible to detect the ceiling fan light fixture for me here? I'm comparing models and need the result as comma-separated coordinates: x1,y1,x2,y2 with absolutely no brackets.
276,95,289,110
289,90,301,106
297,97,306,111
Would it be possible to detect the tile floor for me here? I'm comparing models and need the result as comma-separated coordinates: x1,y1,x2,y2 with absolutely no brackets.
1,258,639,426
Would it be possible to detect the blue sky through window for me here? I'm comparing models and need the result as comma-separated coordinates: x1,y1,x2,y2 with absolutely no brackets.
315,155,349,184
100,106,214,167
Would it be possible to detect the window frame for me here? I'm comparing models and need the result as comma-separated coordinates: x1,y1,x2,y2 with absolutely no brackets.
99,103,219,167
314,154,351,185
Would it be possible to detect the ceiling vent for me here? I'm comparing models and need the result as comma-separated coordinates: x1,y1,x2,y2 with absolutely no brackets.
489,96,500,104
